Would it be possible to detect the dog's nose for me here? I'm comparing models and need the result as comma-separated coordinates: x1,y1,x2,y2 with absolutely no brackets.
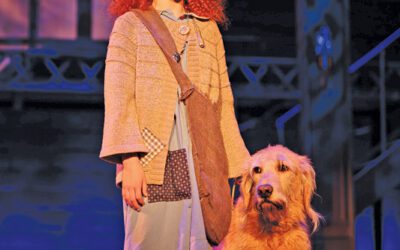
257,184,273,198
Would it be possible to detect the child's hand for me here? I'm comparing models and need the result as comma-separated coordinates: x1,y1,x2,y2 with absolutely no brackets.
121,155,148,211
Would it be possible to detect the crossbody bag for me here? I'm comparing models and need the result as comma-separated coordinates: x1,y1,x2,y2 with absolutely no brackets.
130,6,232,246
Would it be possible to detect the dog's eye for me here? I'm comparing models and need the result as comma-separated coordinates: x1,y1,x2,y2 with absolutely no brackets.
252,166,262,174
278,164,289,172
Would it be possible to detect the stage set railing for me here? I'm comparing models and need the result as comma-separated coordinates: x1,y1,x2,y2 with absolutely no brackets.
273,28,400,182
1,28,398,167
0,43,105,94
0,0,398,193
0,39,107,110
350,28,400,181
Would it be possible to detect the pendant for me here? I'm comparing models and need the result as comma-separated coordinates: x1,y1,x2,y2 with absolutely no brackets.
179,25,190,35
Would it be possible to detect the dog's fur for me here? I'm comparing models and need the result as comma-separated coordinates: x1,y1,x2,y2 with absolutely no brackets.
220,145,322,250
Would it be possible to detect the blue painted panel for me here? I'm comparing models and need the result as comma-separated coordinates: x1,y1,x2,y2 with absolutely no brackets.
382,205,400,250
355,206,375,250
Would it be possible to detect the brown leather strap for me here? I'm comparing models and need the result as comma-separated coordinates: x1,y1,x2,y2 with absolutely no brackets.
130,6,194,101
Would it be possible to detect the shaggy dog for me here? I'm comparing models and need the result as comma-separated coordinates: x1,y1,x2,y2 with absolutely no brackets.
219,145,323,250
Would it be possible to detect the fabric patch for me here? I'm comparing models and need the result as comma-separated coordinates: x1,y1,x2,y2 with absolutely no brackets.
140,127,165,167
148,149,192,203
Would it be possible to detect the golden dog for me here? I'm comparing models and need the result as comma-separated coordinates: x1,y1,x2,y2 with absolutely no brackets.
220,145,322,250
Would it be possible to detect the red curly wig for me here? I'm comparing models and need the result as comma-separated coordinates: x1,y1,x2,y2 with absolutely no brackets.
109,0,229,29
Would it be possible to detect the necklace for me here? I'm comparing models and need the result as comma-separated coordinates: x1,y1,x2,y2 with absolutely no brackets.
177,10,190,57
192,18,204,48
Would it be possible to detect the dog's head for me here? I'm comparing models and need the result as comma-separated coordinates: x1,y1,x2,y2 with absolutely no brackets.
239,145,322,233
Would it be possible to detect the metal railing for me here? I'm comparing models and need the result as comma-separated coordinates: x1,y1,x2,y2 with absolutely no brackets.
274,28,400,172
0,41,106,94
1,24,398,176
228,56,299,100
350,28,400,179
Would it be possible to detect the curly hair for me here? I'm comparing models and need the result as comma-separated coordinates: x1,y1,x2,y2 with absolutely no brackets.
108,0,230,29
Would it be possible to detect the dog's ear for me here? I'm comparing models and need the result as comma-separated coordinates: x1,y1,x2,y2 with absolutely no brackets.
240,167,254,211
300,156,323,234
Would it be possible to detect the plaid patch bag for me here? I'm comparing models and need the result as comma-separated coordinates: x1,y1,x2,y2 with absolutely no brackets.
147,149,192,203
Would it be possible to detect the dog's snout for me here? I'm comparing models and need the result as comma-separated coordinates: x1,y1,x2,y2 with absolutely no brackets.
257,184,273,198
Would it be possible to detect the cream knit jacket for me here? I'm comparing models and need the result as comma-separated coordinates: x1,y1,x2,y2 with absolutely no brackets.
99,10,250,185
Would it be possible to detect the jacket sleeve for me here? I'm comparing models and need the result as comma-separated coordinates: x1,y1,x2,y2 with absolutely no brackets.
216,30,250,178
99,14,149,165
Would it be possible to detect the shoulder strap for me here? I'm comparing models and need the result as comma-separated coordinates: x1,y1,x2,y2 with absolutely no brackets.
130,6,194,101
